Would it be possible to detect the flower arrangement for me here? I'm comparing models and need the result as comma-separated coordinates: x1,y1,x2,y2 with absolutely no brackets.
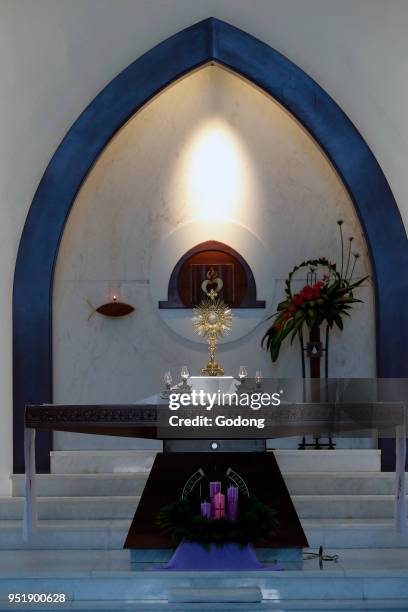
262,221,369,363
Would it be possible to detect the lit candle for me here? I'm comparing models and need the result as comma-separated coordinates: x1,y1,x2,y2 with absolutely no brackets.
255,370,262,388
213,492,225,519
227,485,238,521
180,366,190,381
163,371,172,390
200,501,211,519
238,366,248,382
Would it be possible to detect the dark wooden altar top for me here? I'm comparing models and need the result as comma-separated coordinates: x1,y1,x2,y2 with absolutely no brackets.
25,404,159,438
25,401,407,440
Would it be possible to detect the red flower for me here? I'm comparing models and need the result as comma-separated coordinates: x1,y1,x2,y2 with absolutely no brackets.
287,305,297,314
300,285,314,301
282,312,290,321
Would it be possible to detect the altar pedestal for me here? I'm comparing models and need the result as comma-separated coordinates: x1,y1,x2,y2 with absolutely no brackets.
124,451,308,558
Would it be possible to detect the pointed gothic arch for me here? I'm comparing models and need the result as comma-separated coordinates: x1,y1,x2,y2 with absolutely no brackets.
13,18,408,472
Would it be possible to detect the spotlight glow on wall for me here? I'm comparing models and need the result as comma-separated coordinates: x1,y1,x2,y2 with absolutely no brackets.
187,122,242,220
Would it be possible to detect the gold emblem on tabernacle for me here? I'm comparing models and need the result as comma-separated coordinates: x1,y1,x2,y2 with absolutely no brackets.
193,267,232,376
201,266,224,300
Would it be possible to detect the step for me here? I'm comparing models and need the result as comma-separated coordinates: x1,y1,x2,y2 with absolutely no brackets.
50,451,158,474
0,494,406,521
11,472,405,497
293,495,407,519
0,519,129,550
1,549,408,607
305,518,408,548
11,474,147,497
285,473,404,496
0,497,140,520
0,519,408,550
49,449,381,474
276,450,380,472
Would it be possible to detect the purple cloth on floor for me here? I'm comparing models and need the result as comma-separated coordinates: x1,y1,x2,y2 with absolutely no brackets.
150,541,284,571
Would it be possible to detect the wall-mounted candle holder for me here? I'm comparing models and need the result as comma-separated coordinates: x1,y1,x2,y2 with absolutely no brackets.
88,293,135,319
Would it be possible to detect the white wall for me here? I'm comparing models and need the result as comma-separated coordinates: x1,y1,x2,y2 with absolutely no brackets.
0,0,407,482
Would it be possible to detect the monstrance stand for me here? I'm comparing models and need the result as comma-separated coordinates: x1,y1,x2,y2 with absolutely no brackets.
192,267,232,376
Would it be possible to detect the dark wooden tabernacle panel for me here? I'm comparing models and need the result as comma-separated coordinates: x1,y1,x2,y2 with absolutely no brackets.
159,240,265,309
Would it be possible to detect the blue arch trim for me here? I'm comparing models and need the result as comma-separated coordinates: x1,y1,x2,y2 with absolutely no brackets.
13,18,408,472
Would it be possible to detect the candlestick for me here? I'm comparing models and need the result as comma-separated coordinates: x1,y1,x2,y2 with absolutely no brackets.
213,492,225,519
180,366,189,381
255,370,263,389
164,371,172,389
238,365,248,382
179,365,192,393
160,370,173,399
200,501,211,519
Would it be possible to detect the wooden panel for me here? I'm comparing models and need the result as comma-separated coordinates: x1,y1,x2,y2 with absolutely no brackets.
159,240,265,309
179,252,245,307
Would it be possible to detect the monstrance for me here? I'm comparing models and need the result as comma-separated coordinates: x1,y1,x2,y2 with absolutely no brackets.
192,267,232,376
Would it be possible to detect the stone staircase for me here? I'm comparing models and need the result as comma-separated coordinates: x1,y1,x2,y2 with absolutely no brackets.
2,449,408,550
1,449,408,610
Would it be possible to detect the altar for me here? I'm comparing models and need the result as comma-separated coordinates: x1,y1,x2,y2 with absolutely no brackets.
24,376,408,571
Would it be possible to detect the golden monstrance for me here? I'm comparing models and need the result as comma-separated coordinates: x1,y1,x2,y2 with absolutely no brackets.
192,267,232,376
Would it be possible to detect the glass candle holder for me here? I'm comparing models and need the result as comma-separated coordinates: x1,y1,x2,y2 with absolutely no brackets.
180,366,190,381
164,371,172,390
255,370,263,388
238,366,248,382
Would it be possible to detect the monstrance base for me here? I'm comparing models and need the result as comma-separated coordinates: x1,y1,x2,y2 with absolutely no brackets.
201,364,225,376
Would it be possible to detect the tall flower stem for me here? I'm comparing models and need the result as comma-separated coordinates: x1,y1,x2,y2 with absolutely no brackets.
345,237,353,280
338,221,344,278
349,254,359,280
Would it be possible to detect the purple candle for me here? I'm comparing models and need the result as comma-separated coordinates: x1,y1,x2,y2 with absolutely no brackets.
209,481,221,499
200,501,211,519
227,485,238,521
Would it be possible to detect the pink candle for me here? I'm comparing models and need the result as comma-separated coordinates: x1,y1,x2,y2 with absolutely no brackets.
213,492,225,519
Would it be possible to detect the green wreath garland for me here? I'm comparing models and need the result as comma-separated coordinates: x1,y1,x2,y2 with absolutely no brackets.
157,495,279,548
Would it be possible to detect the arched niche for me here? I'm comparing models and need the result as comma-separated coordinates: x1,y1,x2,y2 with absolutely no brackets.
159,241,265,309
13,18,408,472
